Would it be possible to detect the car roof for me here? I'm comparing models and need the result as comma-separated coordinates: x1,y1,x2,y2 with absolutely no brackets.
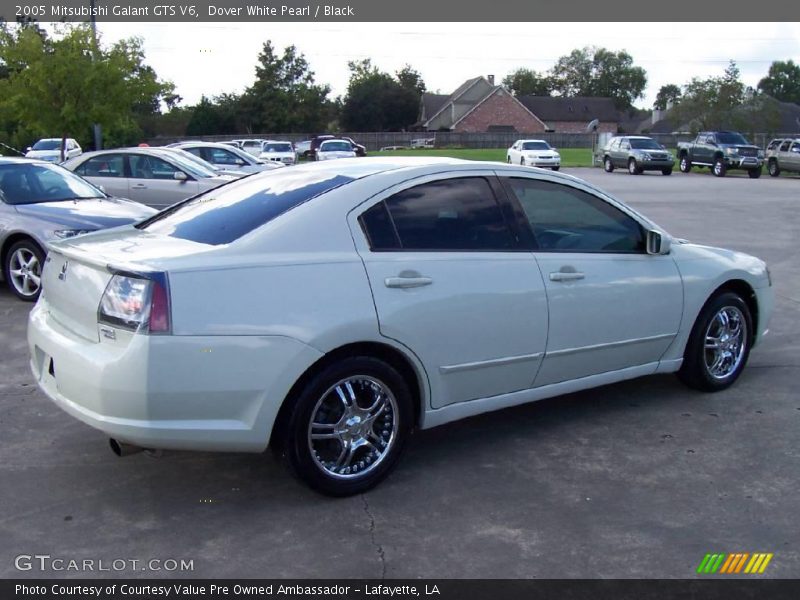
0,157,50,165
518,139,548,143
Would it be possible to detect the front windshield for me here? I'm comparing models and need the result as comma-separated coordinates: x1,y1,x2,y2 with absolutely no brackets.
321,141,352,152
264,143,293,153
717,132,750,145
0,163,104,205
630,138,662,150
32,139,62,151
151,149,217,178
522,141,550,151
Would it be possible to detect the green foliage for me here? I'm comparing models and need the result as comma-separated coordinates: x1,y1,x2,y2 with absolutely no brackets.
238,41,333,133
548,47,646,108
0,23,173,151
757,60,800,105
341,59,422,132
671,61,745,132
502,68,551,97
654,84,682,110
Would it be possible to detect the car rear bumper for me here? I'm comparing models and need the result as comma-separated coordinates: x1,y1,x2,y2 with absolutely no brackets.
28,301,322,452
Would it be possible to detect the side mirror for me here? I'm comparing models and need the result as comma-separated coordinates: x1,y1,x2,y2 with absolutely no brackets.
26,146,32,152
646,230,671,255
173,171,188,181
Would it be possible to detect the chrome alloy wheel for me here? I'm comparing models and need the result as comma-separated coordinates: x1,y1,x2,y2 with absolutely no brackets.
307,376,399,479
704,306,747,380
9,247,42,298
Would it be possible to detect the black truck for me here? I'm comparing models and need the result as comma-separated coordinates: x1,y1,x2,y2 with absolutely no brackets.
676,131,764,178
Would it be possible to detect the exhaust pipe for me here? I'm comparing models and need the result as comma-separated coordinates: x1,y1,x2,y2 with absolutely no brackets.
109,438,144,457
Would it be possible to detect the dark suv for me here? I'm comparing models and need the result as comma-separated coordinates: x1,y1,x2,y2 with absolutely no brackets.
601,136,675,175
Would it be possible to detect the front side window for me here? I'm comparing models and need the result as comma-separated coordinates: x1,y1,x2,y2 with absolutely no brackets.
129,154,181,180
205,147,241,165
780,141,792,152
505,178,644,253
364,177,514,251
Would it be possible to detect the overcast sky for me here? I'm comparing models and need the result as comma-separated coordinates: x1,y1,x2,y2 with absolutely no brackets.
99,22,800,110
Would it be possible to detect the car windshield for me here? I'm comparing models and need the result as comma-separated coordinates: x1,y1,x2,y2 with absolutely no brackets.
0,163,104,205
716,132,750,145
149,150,217,178
264,143,293,153
31,139,62,151
630,138,662,150
137,170,354,245
166,148,224,173
522,141,550,150
321,141,352,152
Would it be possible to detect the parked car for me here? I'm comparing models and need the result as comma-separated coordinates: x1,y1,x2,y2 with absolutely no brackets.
677,131,764,178
310,135,366,159
25,138,82,163
28,157,773,495
239,139,269,157
765,138,800,177
316,139,357,161
0,158,155,301
63,148,237,209
295,140,312,160
169,141,283,174
259,141,296,166
506,139,561,170
602,136,675,175
410,138,435,149
160,147,249,179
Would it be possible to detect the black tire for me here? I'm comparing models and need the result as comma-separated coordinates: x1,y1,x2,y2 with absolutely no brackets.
679,155,692,173
678,291,753,392
603,156,614,173
283,356,413,496
3,239,45,302
628,158,641,175
551,166,560,171
712,157,727,177
768,160,780,177
662,167,673,176
747,166,762,179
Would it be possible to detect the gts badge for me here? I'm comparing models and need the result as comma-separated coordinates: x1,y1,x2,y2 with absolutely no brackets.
58,260,69,281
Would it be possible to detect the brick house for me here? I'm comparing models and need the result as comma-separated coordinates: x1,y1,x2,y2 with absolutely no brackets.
417,76,620,133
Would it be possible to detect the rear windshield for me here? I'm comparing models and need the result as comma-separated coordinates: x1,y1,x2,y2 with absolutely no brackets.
138,170,353,245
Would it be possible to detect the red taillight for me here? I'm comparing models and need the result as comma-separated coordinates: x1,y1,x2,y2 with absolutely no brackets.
148,279,170,333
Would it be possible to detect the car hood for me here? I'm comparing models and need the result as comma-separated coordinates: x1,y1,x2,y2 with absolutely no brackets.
25,150,62,161
15,197,157,230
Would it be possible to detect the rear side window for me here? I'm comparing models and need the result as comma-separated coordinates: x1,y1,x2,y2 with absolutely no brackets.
780,140,791,152
139,171,353,245
363,177,514,251
75,154,125,178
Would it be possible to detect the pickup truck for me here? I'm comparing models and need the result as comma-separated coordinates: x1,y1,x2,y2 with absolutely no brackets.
677,131,764,178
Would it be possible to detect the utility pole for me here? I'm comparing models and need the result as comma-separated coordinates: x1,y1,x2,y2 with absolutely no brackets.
90,0,102,150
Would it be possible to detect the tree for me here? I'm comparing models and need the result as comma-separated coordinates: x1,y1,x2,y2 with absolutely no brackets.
0,23,172,151
653,84,682,110
548,46,647,108
239,41,333,133
757,60,800,105
502,68,551,97
396,64,426,95
671,61,746,132
341,59,419,131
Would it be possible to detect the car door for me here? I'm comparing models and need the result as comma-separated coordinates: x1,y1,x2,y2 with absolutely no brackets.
614,139,629,167
350,171,549,409
71,153,129,198
500,175,683,387
127,153,197,208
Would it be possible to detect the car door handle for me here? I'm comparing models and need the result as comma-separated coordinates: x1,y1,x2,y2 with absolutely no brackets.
549,271,585,282
385,276,433,289
131,184,147,189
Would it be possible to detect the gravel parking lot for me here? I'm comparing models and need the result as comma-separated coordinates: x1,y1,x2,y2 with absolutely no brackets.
1,167,798,579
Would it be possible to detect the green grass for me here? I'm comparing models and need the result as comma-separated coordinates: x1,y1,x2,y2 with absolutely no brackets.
371,147,594,167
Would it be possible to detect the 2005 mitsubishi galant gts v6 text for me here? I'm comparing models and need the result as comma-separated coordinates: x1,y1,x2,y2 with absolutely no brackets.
28,158,773,496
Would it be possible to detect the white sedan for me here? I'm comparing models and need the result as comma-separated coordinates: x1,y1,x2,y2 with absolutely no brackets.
28,158,773,496
507,139,561,170
316,139,356,161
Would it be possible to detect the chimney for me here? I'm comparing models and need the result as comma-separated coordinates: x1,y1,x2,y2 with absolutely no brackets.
488,74,495,86
652,108,663,125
